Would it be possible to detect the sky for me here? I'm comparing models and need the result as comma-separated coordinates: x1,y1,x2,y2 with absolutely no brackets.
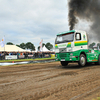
0,0,69,49
0,0,94,50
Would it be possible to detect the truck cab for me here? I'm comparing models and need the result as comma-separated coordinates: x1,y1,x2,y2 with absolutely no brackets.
55,30,100,67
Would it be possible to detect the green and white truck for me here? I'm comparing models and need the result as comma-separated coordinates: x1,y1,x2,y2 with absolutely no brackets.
55,30,100,67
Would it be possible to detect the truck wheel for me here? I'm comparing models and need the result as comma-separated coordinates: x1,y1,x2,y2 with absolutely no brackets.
61,61,68,66
78,54,86,67
97,55,100,65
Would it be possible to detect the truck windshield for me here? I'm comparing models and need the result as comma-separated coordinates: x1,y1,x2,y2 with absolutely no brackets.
55,32,74,44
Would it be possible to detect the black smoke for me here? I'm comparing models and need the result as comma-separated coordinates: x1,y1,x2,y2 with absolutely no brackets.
68,0,100,39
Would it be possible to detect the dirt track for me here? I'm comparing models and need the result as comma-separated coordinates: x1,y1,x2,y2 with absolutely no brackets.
0,61,100,100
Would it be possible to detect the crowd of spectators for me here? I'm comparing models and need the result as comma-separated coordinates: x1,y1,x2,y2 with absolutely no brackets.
0,51,55,60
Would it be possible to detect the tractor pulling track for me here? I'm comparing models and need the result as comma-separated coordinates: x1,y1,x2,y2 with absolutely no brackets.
0,61,100,100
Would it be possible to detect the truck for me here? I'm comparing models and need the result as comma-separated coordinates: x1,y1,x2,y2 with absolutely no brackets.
55,30,100,67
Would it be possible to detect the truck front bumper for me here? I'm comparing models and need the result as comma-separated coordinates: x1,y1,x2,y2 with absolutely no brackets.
55,52,79,62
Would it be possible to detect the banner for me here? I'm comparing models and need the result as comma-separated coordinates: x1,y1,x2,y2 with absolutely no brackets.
18,55,25,59
5,55,17,60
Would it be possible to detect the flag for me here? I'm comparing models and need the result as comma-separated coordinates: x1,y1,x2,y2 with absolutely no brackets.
39,39,43,51
0,37,5,47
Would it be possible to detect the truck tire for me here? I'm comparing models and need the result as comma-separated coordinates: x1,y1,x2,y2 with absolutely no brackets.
61,61,68,66
97,55,100,65
78,54,86,67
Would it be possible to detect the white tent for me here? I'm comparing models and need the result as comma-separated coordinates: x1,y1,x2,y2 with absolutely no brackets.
42,45,50,52
0,45,26,52
34,48,38,52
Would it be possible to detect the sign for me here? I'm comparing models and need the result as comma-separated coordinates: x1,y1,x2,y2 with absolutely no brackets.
28,55,33,57
18,55,25,59
5,55,17,60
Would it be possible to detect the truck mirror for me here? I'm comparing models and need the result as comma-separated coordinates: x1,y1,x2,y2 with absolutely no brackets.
76,34,80,40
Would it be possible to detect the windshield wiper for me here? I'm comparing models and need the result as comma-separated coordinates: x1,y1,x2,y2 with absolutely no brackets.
62,40,73,42
55,41,61,44
65,40,73,42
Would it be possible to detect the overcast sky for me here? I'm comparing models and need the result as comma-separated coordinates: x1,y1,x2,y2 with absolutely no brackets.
0,0,69,49
0,0,93,49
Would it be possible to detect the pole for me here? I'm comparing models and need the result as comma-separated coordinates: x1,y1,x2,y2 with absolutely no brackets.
4,35,5,60
42,39,43,58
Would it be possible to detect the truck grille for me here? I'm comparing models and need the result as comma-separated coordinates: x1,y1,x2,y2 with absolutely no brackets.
59,53,67,58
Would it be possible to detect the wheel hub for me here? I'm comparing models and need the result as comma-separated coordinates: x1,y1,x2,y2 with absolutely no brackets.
81,57,85,65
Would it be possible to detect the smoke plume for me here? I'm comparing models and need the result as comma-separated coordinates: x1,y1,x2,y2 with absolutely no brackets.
68,0,100,41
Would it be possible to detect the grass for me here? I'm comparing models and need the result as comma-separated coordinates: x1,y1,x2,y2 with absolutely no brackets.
0,57,55,63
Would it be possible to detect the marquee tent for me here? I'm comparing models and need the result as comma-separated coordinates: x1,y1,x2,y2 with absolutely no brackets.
42,45,50,52
0,45,26,52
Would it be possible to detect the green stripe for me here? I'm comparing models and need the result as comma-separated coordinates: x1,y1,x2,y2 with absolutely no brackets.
67,43,71,47
55,46,58,48
75,42,87,46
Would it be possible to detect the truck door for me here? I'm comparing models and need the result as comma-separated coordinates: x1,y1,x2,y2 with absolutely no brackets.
74,32,82,51
73,32,88,51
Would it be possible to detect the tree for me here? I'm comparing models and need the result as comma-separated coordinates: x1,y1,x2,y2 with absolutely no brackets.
19,43,26,49
26,42,35,51
16,44,20,47
6,42,14,45
89,42,95,49
45,42,53,50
